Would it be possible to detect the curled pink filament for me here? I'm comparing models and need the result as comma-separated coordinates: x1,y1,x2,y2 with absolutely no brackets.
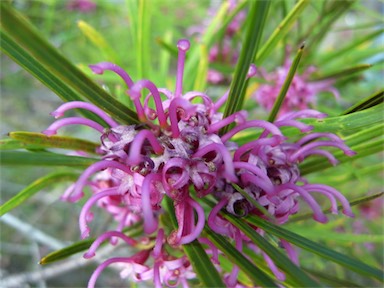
174,39,190,98
129,80,168,128
168,98,197,138
84,230,138,259
128,130,164,165
221,120,283,143
43,117,105,136
89,62,134,88
275,183,328,223
79,188,120,239
141,173,162,234
50,101,119,128
194,143,237,183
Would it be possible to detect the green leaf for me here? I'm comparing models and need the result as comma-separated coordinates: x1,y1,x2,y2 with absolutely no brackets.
0,172,79,216
268,44,305,122
163,197,225,287
157,31,174,81
245,216,383,280
205,227,278,287
342,90,384,115
40,238,94,265
77,20,118,63
193,44,209,92
304,268,364,287
0,151,98,167
224,214,320,287
156,36,177,57
137,0,151,79
256,0,309,65
40,222,143,265
0,3,139,125
9,132,99,154
289,229,384,244
0,138,45,150
301,0,356,61
182,240,226,288
222,0,270,132
311,64,373,81
319,28,383,65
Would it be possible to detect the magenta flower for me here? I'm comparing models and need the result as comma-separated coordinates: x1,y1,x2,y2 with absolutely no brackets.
252,52,340,116
42,39,355,287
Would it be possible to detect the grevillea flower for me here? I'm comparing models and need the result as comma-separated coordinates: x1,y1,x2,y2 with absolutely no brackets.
43,39,355,287
252,51,340,116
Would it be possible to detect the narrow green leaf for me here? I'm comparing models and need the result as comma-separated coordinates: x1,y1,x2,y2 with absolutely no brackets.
77,20,117,63
311,64,373,81
158,31,174,81
40,238,94,265
182,240,226,288
319,29,383,64
125,0,138,44
333,21,382,32
156,37,177,57
222,1,270,132
256,0,309,65
9,132,99,154
225,214,320,287
245,216,383,280
342,90,384,115
0,3,139,125
163,197,225,287
0,172,79,216
290,229,384,244
0,138,44,150
193,44,208,92
40,222,143,265
206,227,278,287
268,44,304,122
304,268,364,287
302,0,355,60
137,0,151,79
0,151,98,167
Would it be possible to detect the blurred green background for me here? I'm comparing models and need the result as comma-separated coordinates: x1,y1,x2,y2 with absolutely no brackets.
1,0,383,287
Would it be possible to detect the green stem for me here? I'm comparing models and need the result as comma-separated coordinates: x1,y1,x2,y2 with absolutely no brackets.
268,44,305,122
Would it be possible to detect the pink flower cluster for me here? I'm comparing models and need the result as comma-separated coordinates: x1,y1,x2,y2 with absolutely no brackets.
43,39,355,287
253,54,340,116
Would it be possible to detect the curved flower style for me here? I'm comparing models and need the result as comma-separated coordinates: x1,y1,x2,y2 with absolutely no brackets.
252,52,340,116
43,39,355,287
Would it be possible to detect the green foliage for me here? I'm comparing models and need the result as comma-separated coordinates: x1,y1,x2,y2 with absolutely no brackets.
0,0,382,287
